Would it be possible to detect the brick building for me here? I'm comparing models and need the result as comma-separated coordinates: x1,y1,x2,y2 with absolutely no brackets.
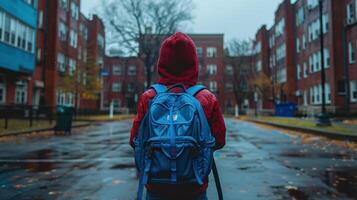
0,0,38,105
344,0,357,113
294,0,346,114
252,25,273,111
103,34,240,114
270,0,296,104
33,0,105,110
251,0,357,114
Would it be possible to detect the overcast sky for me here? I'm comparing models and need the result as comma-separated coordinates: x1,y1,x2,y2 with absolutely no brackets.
81,0,286,42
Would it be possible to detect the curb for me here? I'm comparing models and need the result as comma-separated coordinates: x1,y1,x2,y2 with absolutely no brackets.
244,118,357,142
0,122,91,138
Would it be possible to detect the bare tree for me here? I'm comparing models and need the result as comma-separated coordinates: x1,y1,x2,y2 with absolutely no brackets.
225,39,254,109
101,0,194,87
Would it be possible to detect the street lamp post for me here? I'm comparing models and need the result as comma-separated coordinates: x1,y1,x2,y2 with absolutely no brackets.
317,0,331,126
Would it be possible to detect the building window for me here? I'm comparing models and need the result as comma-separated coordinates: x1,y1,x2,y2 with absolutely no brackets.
0,76,6,104
57,53,66,72
10,18,16,45
0,11,4,41
324,48,330,68
4,13,10,43
128,65,137,76
36,48,42,62
255,60,262,72
59,21,67,41
112,82,122,92
70,30,78,48
15,80,28,105
225,65,233,75
225,82,233,92
127,82,135,92
296,6,305,27
209,81,217,92
97,34,105,50
60,0,68,10
347,3,355,24
68,58,76,76
276,44,286,61
38,10,43,29
56,90,65,106
275,18,285,37
349,41,356,64
277,68,287,83
296,38,300,53
196,47,203,57
112,65,122,75
351,80,357,102
26,28,34,52
24,0,35,6
206,47,217,58
297,64,301,80
207,64,217,75
307,0,319,10
323,14,329,33
302,34,307,49
303,62,308,78
113,99,121,108
325,83,331,104
70,2,79,20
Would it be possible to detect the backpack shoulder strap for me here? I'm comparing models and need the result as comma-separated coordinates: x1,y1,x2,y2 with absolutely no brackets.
186,85,206,97
150,84,167,94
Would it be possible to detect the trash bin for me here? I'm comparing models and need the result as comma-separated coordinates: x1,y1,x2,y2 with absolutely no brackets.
275,103,297,117
55,106,74,135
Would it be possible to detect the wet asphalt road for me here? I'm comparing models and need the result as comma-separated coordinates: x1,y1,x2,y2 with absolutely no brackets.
0,118,356,200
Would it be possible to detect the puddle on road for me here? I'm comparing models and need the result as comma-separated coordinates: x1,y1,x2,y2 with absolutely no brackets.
324,168,357,199
281,151,354,160
110,163,136,169
24,149,56,172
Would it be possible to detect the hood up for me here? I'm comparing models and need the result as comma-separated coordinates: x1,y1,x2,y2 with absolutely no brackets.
157,32,199,86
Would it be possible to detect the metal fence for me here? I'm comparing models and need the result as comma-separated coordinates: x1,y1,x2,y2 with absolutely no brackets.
0,105,54,129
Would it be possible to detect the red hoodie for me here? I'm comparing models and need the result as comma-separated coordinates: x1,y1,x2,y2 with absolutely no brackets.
130,32,226,197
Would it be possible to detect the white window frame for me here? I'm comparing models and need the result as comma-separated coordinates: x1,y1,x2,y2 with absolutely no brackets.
196,47,203,57
297,64,301,80
207,64,217,75
206,47,217,58
57,53,66,72
225,65,233,75
0,10,4,42
351,80,357,102
112,82,122,92
70,29,77,48
68,58,76,76
70,2,79,20
349,41,356,64
38,10,43,29
59,21,67,41
209,81,217,92
128,65,137,76
112,65,122,75
15,80,28,105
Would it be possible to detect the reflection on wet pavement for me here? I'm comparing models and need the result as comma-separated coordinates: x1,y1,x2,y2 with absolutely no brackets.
0,118,356,200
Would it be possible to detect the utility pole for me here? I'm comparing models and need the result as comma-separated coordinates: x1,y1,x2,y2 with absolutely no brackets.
317,0,331,126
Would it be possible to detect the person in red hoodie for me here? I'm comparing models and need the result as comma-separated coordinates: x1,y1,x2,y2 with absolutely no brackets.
130,32,226,200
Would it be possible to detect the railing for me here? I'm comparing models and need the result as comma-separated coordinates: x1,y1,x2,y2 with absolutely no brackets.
0,105,54,130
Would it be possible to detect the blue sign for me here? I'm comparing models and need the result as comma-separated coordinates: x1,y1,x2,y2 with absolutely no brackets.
100,69,110,77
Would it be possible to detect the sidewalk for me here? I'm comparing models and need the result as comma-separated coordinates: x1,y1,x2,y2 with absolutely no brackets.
0,114,134,138
242,116,357,142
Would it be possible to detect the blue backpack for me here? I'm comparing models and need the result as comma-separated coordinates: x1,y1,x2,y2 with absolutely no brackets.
134,84,223,200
